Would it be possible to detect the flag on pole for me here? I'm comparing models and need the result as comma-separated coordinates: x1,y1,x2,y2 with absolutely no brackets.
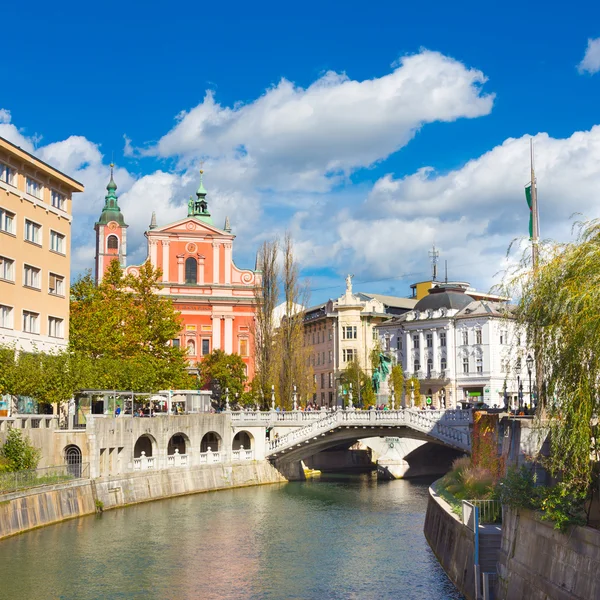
525,184,534,240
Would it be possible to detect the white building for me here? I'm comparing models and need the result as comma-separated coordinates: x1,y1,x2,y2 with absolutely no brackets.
376,283,531,409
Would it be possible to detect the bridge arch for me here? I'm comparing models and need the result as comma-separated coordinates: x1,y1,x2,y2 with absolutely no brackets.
232,431,253,450
168,433,189,455
134,434,157,458
201,431,221,452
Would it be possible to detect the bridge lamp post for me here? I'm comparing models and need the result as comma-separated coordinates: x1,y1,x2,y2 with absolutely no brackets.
526,354,534,411
293,384,298,411
271,385,276,411
348,383,353,410
410,380,415,408
390,380,395,411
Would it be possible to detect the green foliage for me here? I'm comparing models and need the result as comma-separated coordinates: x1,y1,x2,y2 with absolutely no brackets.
500,218,600,525
0,429,41,472
390,364,405,407
69,262,191,392
496,466,537,510
441,456,495,501
340,360,375,407
199,349,247,404
407,376,421,407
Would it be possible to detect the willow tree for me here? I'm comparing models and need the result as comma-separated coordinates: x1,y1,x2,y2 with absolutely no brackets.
503,218,600,518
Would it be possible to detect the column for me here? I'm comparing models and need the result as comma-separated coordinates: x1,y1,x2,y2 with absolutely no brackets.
149,239,157,267
212,316,221,350
224,317,233,354
120,228,127,267
223,242,232,285
419,330,425,375
162,240,170,282
212,242,220,284
177,255,184,284
198,257,205,285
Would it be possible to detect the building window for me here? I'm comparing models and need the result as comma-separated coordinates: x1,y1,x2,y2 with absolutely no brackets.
500,330,506,345
172,339,180,348
0,305,13,329
516,357,522,372
328,350,333,363
26,178,42,199
187,339,196,356
426,333,433,348
413,361,420,374
51,190,66,210
427,358,433,377
463,357,469,374
0,256,15,281
372,329,377,341
413,334,419,349
476,329,482,345
23,310,39,334
321,373,325,389
23,265,41,289
342,326,357,340
25,220,42,245
50,230,65,254
441,357,447,372
49,273,65,296
384,335,390,351
328,372,333,388
185,257,197,284
202,339,211,356
0,208,15,234
396,335,402,350
342,348,356,362
238,338,248,357
0,163,15,186
440,332,446,347
462,330,469,345
476,356,483,374
48,316,64,338
317,353,321,365
329,330,333,340
107,235,119,251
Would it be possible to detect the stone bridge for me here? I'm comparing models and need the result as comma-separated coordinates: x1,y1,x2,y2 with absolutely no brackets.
233,408,472,478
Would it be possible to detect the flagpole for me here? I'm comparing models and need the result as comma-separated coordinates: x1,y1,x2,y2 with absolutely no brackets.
530,137,544,411
530,138,540,271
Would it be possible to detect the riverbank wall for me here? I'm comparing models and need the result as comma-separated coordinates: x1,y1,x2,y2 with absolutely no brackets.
423,484,475,600
496,506,600,600
0,461,286,540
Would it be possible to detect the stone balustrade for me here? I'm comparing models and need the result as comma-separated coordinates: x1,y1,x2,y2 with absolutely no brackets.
0,416,58,432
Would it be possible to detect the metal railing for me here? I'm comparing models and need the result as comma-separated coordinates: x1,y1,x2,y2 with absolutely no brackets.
0,462,90,495
467,499,502,524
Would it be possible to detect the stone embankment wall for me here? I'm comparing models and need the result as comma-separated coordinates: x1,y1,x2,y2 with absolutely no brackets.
0,461,285,541
497,507,600,600
423,485,475,600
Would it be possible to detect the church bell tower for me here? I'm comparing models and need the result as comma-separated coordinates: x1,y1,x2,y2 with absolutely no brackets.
94,164,128,283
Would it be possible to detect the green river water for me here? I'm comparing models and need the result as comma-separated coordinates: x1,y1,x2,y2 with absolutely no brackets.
0,473,462,600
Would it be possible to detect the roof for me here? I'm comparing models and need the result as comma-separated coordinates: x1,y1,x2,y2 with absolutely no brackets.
455,300,515,319
358,292,417,310
413,284,474,312
0,135,84,191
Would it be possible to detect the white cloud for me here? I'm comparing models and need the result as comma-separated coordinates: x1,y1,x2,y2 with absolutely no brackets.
292,127,600,294
147,50,494,193
577,37,600,74
0,109,35,153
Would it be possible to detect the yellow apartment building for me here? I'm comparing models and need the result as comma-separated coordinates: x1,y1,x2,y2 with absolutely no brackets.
0,136,84,353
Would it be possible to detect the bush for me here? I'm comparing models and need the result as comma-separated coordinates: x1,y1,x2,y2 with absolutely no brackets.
0,428,41,472
441,456,495,501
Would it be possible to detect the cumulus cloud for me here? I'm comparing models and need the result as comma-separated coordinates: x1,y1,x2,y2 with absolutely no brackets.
0,109,35,153
147,50,494,193
292,127,600,294
578,37,600,74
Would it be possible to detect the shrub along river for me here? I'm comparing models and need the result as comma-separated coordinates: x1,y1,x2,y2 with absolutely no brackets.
0,473,462,599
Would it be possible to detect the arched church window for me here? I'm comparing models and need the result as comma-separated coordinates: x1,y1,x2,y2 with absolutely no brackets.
185,257,197,284
107,235,119,250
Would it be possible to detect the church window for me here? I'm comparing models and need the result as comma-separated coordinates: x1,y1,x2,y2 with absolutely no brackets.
239,338,248,357
107,235,119,250
185,257,197,284
202,339,210,355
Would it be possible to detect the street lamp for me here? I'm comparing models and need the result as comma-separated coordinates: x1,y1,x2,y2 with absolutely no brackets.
526,354,534,411
517,375,523,412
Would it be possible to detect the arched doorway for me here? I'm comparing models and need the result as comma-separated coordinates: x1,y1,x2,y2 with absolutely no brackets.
64,444,82,478
168,433,188,455
232,431,253,451
134,434,155,458
201,432,221,452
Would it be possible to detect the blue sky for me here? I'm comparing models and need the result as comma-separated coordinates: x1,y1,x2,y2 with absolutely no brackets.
2,0,600,304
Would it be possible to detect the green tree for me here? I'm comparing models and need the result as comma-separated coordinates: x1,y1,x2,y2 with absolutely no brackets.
407,376,421,407
199,350,247,407
0,428,41,472
501,218,600,524
390,364,405,407
340,360,376,407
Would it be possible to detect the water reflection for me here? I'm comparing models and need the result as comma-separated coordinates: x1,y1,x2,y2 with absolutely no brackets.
0,474,463,600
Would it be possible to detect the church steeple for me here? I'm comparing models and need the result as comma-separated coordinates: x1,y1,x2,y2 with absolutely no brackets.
97,163,126,226
187,169,213,225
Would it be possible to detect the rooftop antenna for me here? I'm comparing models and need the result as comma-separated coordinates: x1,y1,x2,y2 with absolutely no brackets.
429,244,440,281
445,260,448,283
